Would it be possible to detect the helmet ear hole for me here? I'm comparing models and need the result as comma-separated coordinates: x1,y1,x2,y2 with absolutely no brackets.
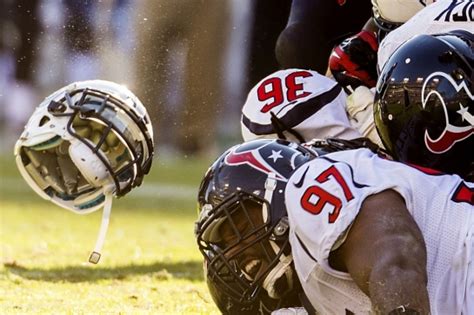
39,116,51,127
69,140,110,187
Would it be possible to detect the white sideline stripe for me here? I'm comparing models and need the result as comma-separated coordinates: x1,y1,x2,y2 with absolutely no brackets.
0,177,197,200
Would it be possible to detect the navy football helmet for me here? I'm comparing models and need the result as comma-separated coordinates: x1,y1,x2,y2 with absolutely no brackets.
374,31,473,179
195,139,316,314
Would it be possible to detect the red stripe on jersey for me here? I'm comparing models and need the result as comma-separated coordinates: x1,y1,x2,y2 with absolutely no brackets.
452,182,474,205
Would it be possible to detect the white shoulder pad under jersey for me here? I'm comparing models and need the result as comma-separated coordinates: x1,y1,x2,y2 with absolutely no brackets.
241,69,361,143
378,0,474,71
286,148,474,314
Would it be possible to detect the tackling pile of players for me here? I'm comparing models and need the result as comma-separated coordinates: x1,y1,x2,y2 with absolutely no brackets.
196,0,473,314
13,0,473,314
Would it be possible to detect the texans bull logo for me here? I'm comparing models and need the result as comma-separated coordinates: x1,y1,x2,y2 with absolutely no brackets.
422,71,474,154
224,141,300,181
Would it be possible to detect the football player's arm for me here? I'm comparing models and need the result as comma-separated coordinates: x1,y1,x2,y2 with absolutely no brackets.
362,17,378,34
330,189,430,314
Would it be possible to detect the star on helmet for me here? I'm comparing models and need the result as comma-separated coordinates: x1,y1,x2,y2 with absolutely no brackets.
458,104,474,125
268,150,283,163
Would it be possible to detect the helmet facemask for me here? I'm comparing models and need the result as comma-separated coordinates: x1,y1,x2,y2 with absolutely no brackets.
63,87,152,195
196,191,294,306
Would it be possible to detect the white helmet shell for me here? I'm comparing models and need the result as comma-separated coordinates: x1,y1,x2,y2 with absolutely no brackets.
14,80,154,214
372,0,436,24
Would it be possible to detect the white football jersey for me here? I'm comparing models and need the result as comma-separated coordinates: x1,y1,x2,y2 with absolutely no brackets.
241,69,361,143
286,148,474,314
378,0,474,72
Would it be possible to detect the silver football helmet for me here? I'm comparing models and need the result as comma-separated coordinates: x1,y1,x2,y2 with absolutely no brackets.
372,0,435,33
14,80,154,263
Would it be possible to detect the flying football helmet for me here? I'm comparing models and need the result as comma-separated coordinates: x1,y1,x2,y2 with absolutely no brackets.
195,139,318,313
14,80,154,262
371,0,435,34
374,31,474,179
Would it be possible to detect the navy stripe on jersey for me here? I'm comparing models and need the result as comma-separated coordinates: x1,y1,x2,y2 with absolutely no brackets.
296,232,318,263
320,156,369,189
242,84,343,135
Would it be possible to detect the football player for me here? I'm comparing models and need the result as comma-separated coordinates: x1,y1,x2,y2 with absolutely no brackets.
14,80,154,263
195,138,474,314
242,2,459,150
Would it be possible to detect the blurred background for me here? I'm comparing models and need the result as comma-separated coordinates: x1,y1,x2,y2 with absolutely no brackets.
0,2,294,312
0,0,293,158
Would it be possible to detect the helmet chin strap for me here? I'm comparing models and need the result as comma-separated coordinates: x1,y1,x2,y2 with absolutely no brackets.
261,173,294,298
88,191,113,264
262,245,293,299
262,173,277,223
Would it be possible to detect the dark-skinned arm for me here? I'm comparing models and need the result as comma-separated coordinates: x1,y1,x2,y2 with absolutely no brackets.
330,189,430,314
362,17,379,34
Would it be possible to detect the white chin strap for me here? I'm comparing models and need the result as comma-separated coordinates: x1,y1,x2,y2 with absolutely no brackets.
88,192,113,264
262,173,277,222
261,172,294,299
262,247,293,299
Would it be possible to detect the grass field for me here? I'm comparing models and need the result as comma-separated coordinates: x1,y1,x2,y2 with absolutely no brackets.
0,153,222,314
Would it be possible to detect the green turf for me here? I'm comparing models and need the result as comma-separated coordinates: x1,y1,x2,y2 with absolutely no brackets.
0,153,221,314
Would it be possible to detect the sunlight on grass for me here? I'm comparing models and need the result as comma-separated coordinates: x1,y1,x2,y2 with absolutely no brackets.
0,154,220,314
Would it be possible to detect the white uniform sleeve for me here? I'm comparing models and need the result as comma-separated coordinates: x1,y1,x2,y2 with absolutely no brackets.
345,86,384,148
271,307,309,315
